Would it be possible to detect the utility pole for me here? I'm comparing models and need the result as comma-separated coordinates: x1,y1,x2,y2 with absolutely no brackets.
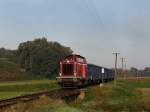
120,57,125,78
136,70,139,81
124,62,127,80
113,52,120,86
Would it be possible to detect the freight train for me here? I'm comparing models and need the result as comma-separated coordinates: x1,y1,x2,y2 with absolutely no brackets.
56,54,114,88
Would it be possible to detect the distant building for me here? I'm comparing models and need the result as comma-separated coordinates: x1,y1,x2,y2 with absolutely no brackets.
144,67,150,72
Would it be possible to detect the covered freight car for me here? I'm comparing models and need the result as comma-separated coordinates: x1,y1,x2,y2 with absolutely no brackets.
56,54,114,88
87,64,114,84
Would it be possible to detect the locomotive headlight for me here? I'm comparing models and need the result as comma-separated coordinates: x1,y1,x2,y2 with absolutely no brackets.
59,73,62,76
74,72,77,76
67,60,69,63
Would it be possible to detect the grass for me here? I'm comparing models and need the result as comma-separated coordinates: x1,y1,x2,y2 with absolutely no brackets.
0,80,59,100
1,96,82,112
1,78,150,112
0,58,60,100
0,58,47,81
72,78,150,112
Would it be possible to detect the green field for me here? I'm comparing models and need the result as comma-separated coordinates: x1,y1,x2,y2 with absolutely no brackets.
75,79,150,112
0,80,59,100
1,78,150,112
0,58,46,81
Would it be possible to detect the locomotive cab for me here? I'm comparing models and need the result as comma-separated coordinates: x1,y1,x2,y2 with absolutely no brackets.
56,54,87,87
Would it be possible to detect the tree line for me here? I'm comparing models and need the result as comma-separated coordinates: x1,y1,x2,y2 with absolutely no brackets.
1,38,150,79
0,38,72,79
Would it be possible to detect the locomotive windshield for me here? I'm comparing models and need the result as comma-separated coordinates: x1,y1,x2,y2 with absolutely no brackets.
63,64,73,75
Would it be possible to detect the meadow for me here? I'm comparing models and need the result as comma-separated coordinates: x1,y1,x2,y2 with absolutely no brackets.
74,78,150,112
1,78,150,112
0,80,59,100
0,58,60,100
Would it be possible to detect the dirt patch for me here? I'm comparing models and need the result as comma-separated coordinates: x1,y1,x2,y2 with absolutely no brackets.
119,77,150,81
136,88,150,96
77,90,85,100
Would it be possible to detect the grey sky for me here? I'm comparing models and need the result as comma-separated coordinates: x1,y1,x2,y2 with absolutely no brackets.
0,0,150,69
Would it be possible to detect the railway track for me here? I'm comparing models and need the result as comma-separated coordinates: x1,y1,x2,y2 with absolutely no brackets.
0,89,80,108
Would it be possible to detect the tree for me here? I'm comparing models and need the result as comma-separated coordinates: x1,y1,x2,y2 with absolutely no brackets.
17,38,72,78
0,48,17,62
129,67,138,76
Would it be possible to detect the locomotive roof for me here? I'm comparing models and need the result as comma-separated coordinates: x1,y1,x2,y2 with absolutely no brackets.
87,63,112,70
65,54,85,59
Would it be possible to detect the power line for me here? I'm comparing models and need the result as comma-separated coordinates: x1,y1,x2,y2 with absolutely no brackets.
82,0,105,29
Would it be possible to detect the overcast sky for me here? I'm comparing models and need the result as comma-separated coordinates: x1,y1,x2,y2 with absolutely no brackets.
0,0,150,69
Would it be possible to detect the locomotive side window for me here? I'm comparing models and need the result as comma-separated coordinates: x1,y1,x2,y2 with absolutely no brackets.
63,64,73,75
77,57,84,63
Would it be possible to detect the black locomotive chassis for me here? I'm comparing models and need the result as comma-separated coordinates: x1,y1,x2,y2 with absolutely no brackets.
56,76,83,87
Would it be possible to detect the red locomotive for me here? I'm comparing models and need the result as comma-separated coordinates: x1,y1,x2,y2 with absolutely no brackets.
56,54,114,88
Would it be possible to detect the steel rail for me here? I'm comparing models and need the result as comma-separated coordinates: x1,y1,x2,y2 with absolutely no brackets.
0,89,80,108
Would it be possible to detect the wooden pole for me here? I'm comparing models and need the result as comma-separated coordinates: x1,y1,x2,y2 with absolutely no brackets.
113,53,120,86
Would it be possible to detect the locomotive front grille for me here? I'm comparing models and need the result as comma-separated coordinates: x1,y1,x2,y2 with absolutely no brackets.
63,64,74,75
